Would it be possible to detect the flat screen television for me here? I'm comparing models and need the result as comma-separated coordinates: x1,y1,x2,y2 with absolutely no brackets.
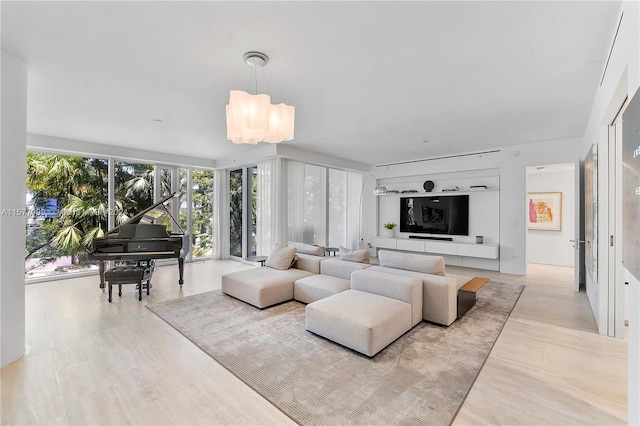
400,195,469,235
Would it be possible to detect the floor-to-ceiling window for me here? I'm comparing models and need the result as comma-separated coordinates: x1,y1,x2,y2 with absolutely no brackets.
25,153,108,278
228,166,257,258
25,152,214,280
191,169,214,257
229,169,243,257
303,164,327,246
247,166,258,257
328,168,347,248
114,160,155,220
298,164,349,248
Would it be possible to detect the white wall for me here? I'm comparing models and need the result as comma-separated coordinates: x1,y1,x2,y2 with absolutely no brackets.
578,2,639,422
365,137,582,275
1,52,28,367
526,166,576,267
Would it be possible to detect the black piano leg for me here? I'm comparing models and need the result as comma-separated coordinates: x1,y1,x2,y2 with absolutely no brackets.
138,280,142,301
99,261,106,292
178,257,185,287
108,282,112,303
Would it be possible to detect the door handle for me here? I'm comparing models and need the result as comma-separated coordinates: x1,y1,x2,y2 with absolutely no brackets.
569,239,585,248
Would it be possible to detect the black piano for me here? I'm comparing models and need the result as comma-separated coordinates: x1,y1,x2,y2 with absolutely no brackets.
89,192,190,290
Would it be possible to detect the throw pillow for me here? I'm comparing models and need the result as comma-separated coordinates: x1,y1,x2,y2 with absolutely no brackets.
340,249,370,264
339,245,352,254
265,246,297,270
287,241,325,257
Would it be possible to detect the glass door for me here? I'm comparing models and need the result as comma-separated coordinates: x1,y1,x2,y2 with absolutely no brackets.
229,169,243,258
228,166,258,259
247,166,258,257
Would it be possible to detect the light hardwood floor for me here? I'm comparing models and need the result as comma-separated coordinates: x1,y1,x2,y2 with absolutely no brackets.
1,261,627,425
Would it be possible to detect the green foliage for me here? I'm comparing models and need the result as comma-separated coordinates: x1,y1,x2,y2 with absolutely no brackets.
383,222,397,229
25,153,216,274
25,154,155,271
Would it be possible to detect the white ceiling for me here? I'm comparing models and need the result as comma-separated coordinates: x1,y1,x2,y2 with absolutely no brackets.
1,1,621,166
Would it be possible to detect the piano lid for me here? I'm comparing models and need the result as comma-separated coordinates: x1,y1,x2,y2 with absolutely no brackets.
105,192,185,236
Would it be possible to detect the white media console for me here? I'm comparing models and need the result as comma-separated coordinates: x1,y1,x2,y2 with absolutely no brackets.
371,237,499,259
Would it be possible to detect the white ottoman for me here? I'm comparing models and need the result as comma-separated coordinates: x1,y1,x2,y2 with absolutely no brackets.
305,270,423,357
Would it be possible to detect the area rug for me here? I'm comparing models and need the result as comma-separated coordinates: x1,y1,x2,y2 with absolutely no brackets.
147,281,524,426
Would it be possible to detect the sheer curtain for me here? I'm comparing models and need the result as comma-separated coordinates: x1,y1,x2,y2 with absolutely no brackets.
347,172,363,250
256,158,283,255
286,160,305,243
212,169,229,259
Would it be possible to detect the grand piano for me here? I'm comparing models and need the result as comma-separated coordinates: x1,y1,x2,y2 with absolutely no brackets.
89,193,190,290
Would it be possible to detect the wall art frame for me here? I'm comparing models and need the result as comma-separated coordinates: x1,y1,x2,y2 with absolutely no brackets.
527,191,562,231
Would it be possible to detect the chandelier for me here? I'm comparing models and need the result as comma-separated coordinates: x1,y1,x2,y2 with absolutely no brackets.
226,51,295,144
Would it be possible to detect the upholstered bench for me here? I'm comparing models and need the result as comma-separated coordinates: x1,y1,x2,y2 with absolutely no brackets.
293,258,371,304
105,263,154,302
305,270,422,357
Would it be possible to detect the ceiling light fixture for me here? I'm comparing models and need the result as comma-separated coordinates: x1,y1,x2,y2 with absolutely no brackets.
226,51,295,144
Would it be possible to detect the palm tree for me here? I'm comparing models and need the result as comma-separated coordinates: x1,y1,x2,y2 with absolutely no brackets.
25,154,154,273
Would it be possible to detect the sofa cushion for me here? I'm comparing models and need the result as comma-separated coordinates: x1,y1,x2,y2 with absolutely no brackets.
367,265,459,326
339,249,370,264
265,246,297,270
351,269,423,326
320,258,371,280
287,241,325,257
378,250,445,276
294,274,350,304
294,253,325,274
221,267,314,308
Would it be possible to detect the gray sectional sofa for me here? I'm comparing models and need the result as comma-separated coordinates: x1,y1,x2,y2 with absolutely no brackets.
221,244,474,357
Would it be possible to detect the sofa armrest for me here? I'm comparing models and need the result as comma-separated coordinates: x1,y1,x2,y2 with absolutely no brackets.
351,270,422,326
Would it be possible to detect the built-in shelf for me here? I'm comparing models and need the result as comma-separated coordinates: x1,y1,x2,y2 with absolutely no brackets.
380,189,498,196
371,237,499,259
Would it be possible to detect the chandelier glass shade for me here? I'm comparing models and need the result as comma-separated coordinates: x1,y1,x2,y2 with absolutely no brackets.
226,52,295,144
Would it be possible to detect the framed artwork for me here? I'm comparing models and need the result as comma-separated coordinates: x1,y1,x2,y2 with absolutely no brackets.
622,88,640,281
528,192,562,231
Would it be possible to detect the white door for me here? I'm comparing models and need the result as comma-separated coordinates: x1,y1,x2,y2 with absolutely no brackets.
609,103,627,339
573,158,582,292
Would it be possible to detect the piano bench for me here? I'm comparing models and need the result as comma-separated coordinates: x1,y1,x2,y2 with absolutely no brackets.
105,265,154,302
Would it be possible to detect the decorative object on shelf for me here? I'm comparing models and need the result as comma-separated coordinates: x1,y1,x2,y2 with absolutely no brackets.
387,190,400,194
381,222,396,238
442,186,459,192
401,190,418,193
475,236,484,244
226,51,295,144
423,180,435,192
374,186,388,195
527,192,562,231
469,185,487,191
